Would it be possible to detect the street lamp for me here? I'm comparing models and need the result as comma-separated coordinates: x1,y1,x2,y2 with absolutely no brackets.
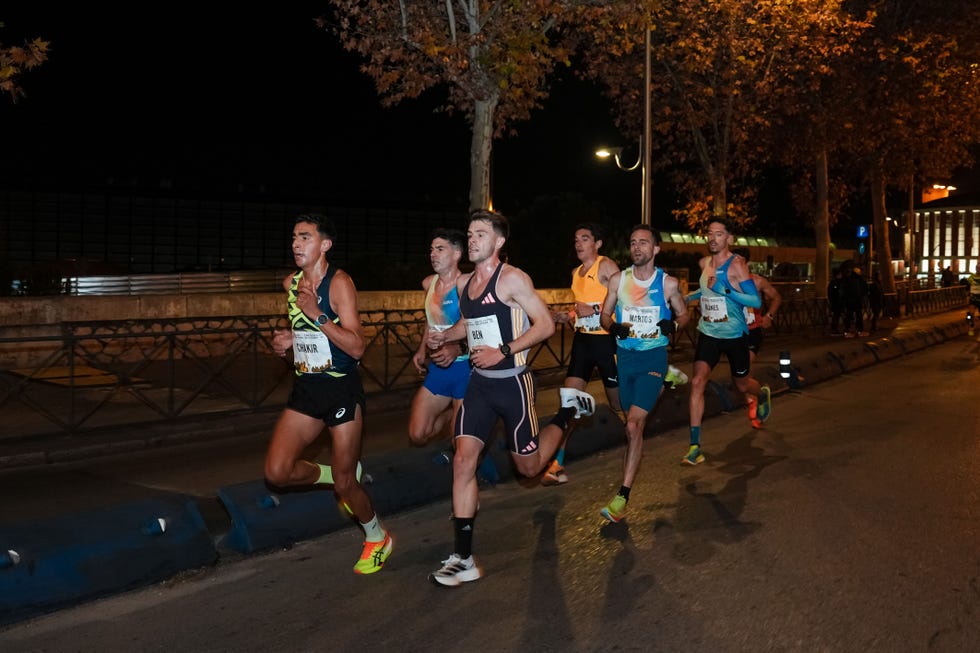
595,26,653,226
595,144,640,171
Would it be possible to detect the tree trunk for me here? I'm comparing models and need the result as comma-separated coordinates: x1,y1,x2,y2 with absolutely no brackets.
870,172,896,294
813,148,830,298
710,172,727,220
469,96,497,212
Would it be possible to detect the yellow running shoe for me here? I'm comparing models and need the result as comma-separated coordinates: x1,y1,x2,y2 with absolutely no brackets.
682,444,705,466
353,532,393,575
599,494,628,523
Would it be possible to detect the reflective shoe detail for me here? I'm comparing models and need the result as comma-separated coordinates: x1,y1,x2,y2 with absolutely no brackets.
353,533,393,575
541,460,568,486
600,494,628,523
665,365,689,389
430,554,481,587
682,445,705,466
559,387,595,418
756,386,772,423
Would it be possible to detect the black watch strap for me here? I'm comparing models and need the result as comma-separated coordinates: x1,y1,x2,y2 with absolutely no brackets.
499,343,512,357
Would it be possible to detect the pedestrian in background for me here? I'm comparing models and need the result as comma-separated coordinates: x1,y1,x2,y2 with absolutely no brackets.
841,262,869,337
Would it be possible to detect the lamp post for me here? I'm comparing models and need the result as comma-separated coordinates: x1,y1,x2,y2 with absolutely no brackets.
596,26,653,226
642,25,651,226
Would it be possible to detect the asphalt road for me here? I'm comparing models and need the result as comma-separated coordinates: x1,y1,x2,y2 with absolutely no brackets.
3,336,979,652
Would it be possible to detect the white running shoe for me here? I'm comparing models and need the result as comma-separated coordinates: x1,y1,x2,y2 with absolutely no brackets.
558,387,595,418
430,554,482,587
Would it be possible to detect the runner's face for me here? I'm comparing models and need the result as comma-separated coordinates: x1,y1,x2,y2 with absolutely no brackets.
705,222,732,254
430,237,460,274
292,222,329,268
467,220,499,264
574,229,599,263
629,229,659,267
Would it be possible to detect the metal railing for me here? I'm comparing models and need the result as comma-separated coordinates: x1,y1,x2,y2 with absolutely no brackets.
63,270,292,296
0,286,966,442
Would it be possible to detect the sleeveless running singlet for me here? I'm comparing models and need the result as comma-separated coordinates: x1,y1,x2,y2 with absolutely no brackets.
697,255,750,339
287,267,358,376
459,263,529,373
570,256,610,335
424,277,468,362
614,266,671,351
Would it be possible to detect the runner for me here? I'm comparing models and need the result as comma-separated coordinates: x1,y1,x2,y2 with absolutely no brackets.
596,224,690,522
265,213,392,575
426,210,592,586
684,219,770,467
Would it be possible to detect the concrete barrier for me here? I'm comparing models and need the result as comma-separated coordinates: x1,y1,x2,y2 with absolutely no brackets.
0,495,216,626
829,344,878,372
892,329,931,353
933,321,967,341
794,351,846,385
865,337,904,362
218,480,356,554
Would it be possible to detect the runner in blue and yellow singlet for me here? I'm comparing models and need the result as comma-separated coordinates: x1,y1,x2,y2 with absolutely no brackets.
596,224,690,523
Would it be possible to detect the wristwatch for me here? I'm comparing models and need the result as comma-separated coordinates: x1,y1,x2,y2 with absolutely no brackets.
499,343,512,357
315,313,330,326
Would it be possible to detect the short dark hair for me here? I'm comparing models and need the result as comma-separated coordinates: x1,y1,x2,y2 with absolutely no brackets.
630,223,662,245
732,246,751,262
295,213,336,240
575,222,605,242
706,217,736,236
431,227,465,250
469,209,509,239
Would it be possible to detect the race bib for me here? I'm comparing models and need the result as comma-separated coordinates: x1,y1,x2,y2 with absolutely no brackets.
623,305,661,339
575,305,603,333
700,296,728,323
292,330,334,373
744,306,756,325
466,315,503,349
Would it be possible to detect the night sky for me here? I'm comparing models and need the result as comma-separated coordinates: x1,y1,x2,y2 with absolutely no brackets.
2,6,976,238
0,5,639,218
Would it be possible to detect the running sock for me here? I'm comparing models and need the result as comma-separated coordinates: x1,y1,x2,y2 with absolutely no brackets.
361,514,385,542
549,406,577,432
690,426,701,446
315,464,334,485
315,461,362,485
618,485,631,501
555,448,566,467
453,516,475,559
